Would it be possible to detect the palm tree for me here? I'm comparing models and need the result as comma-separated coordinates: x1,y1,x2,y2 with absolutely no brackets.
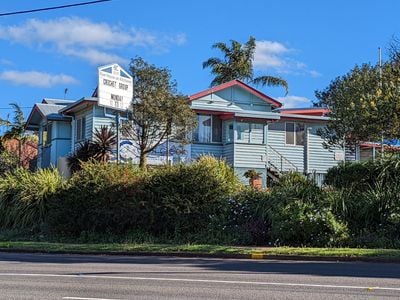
92,125,117,163
203,36,288,94
67,125,116,172
0,103,27,166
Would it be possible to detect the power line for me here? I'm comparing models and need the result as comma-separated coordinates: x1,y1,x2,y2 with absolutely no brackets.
0,107,32,110
0,0,111,17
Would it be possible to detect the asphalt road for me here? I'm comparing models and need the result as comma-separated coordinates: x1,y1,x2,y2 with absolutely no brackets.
0,252,400,299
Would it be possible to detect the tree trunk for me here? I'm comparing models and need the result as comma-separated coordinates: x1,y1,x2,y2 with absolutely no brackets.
139,151,147,170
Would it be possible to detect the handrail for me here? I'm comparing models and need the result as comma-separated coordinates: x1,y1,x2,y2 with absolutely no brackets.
267,144,298,172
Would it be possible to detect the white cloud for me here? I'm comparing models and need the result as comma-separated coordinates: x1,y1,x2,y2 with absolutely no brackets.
276,95,313,108
0,17,186,65
0,70,78,88
62,48,128,65
254,40,320,77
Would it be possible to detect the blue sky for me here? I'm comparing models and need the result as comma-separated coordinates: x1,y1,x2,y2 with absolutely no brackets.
0,0,399,126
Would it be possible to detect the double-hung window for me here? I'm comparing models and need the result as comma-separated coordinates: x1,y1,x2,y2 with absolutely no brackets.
285,122,304,146
76,117,86,142
194,115,222,143
236,122,264,144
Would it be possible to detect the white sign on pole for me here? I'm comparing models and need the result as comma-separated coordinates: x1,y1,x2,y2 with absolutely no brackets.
98,64,133,110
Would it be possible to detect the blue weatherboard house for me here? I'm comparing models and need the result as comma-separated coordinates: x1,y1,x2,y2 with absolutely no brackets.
26,71,347,185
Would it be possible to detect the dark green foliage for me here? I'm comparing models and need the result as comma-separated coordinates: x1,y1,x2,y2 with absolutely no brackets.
266,173,348,247
67,141,96,173
67,126,116,172
47,162,148,235
143,156,241,237
325,161,375,189
48,156,241,237
207,188,272,245
271,200,349,247
326,156,400,247
123,57,197,169
203,36,288,94
325,155,400,189
2,155,400,249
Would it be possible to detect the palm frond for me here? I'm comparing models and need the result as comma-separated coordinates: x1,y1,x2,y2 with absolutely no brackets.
202,57,223,69
9,103,25,127
0,117,11,127
211,42,231,56
252,76,289,95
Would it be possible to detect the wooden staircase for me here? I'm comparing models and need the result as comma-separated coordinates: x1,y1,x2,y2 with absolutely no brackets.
266,144,298,183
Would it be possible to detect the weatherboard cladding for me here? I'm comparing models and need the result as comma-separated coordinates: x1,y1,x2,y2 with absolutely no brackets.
234,143,266,169
190,86,272,113
191,143,223,160
307,126,338,173
223,143,234,165
267,122,305,173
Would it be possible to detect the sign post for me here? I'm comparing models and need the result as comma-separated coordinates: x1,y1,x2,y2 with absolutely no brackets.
97,64,133,162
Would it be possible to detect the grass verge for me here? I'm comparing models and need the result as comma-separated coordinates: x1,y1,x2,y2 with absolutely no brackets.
0,241,400,261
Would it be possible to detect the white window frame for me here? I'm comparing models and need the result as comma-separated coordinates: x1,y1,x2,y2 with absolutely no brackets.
195,114,222,144
236,122,264,144
285,122,304,146
76,117,86,142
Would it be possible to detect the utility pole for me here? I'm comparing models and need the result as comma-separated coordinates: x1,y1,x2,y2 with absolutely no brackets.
378,47,384,155
116,112,120,164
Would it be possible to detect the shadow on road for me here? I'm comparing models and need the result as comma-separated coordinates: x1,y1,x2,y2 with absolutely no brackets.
1,252,400,279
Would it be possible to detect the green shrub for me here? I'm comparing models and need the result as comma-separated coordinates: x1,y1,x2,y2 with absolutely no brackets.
271,200,349,247
0,150,19,175
326,156,400,246
269,172,323,207
47,162,149,235
325,161,375,189
0,168,64,229
325,156,400,189
203,188,271,245
47,156,242,238
143,156,242,237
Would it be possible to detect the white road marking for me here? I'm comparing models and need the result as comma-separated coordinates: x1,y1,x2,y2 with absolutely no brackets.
63,297,121,300
0,272,399,292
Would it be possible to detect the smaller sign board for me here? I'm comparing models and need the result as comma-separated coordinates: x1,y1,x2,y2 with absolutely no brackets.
98,64,133,110
334,151,345,161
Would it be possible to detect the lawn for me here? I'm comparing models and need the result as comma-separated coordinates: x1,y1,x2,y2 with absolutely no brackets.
0,240,399,261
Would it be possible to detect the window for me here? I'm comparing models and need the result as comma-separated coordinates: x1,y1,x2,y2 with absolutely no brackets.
285,122,304,145
250,123,264,144
236,122,250,141
194,115,222,143
76,117,86,141
226,123,234,143
42,122,52,146
236,122,264,144
295,123,305,146
212,115,222,142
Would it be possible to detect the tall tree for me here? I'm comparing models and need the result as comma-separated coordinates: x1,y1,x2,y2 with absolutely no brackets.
315,62,400,148
0,103,27,166
203,36,288,94
122,57,197,169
